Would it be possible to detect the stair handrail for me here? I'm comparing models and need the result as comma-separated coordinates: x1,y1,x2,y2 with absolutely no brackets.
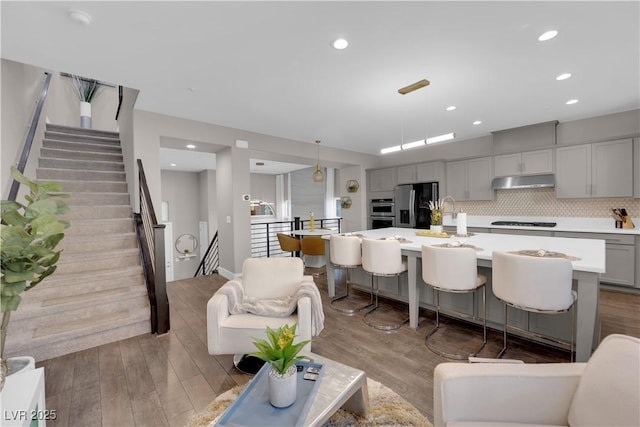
195,231,219,277
7,72,52,202
135,159,170,334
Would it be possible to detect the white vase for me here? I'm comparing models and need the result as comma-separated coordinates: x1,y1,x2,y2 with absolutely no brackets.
80,101,92,129
431,225,443,233
268,365,297,408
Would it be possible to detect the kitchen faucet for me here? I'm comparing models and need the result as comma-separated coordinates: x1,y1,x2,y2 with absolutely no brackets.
441,195,457,220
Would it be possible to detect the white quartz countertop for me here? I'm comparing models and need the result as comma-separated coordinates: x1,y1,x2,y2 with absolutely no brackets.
441,215,639,235
328,227,606,273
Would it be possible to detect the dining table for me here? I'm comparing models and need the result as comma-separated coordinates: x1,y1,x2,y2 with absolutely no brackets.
323,227,606,362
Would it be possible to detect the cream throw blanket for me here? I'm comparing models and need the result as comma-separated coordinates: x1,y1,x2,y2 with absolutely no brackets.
217,280,325,336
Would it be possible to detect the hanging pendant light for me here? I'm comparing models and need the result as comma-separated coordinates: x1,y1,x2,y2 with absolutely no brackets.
312,140,325,182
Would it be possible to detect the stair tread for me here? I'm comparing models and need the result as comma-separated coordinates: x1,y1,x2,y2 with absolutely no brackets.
36,265,144,286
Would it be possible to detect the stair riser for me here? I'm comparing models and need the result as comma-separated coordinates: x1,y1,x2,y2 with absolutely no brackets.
39,157,125,172
46,124,120,139
37,168,126,182
59,181,128,193
41,147,123,163
61,205,132,220
65,219,134,236
67,192,130,205
5,319,150,362
59,235,138,253
43,139,122,154
44,131,121,146
21,273,145,300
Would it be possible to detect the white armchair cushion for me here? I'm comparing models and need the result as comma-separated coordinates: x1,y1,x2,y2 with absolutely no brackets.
242,257,304,299
434,362,585,427
568,334,640,427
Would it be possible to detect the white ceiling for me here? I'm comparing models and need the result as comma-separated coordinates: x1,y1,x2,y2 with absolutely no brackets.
2,1,639,166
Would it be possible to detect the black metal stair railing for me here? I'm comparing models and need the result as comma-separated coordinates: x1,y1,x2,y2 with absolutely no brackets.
195,231,219,277
250,217,341,258
135,159,170,334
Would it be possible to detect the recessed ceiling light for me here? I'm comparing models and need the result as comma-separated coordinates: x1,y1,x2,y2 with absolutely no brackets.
446,106,456,111
68,9,92,25
170,163,176,167
538,30,558,41
566,99,579,105
333,38,349,50
473,120,482,125
556,73,572,81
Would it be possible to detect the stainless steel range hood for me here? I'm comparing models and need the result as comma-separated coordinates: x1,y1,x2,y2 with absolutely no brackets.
491,174,555,190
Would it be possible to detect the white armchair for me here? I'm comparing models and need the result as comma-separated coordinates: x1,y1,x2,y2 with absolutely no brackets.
434,334,640,427
207,257,324,357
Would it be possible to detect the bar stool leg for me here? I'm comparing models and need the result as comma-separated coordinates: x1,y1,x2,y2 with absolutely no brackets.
330,266,375,315
363,274,408,331
497,303,508,359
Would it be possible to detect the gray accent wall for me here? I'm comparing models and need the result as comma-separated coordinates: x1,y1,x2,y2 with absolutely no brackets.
291,167,326,220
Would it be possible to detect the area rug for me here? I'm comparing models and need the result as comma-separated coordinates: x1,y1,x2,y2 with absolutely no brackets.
188,377,432,427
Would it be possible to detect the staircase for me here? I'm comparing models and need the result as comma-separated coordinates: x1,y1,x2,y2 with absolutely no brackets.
5,124,151,362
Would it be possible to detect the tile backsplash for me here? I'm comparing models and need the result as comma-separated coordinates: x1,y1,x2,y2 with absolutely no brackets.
454,188,639,218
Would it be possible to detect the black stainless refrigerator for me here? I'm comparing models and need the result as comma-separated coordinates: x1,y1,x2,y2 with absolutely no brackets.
394,182,439,229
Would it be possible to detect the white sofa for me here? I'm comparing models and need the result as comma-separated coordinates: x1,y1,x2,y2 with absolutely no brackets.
207,257,322,356
434,334,640,427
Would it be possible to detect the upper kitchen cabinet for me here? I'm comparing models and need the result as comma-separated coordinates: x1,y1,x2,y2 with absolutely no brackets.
493,149,553,177
635,138,639,198
556,139,633,198
446,157,492,201
368,167,397,192
416,161,445,184
396,165,416,184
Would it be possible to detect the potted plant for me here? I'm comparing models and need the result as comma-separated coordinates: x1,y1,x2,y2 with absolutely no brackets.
0,167,69,390
71,74,101,129
251,323,310,408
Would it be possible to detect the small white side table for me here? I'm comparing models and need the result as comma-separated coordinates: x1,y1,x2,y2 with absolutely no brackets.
1,367,47,426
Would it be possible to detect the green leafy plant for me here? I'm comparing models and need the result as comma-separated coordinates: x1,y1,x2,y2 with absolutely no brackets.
251,323,310,375
71,74,100,103
1,167,69,359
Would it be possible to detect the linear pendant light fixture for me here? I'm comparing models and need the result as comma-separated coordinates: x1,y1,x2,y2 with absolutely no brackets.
312,140,325,182
381,78,455,154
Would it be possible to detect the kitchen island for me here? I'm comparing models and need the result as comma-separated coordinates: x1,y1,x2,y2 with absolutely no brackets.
323,228,606,362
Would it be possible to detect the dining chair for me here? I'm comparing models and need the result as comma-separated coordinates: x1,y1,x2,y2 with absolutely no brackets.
277,233,301,257
492,251,577,361
300,236,326,275
361,238,409,330
329,234,373,314
421,245,487,359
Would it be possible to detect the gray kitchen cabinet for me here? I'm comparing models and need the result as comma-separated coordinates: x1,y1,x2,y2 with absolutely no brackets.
556,139,633,198
368,167,397,192
396,165,416,184
416,161,445,184
555,231,637,288
634,138,639,198
446,157,492,201
494,149,553,177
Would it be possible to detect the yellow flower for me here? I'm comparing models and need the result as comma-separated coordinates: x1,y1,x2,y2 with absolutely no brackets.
277,337,286,349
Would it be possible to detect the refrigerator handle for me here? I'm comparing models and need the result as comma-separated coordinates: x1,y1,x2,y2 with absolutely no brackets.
409,189,415,227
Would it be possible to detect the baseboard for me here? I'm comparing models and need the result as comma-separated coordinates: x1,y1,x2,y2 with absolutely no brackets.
217,266,238,280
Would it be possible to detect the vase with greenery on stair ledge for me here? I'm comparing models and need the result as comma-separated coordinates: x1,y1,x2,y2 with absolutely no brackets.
0,167,69,391
71,74,101,129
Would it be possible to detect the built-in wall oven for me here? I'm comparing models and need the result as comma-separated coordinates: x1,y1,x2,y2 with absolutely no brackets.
370,198,395,229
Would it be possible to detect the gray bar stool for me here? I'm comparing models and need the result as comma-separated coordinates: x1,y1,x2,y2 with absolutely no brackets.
329,234,373,314
361,238,409,331
422,245,487,359
492,251,577,361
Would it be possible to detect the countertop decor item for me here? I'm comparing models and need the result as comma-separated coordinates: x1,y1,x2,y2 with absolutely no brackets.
0,167,69,391
250,323,310,408
70,74,101,128
346,180,359,193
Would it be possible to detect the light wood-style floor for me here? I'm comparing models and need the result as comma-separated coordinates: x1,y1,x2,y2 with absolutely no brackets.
37,269,640,427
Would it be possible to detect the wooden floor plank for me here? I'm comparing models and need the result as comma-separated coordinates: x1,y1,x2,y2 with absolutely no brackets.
36,271,639,426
